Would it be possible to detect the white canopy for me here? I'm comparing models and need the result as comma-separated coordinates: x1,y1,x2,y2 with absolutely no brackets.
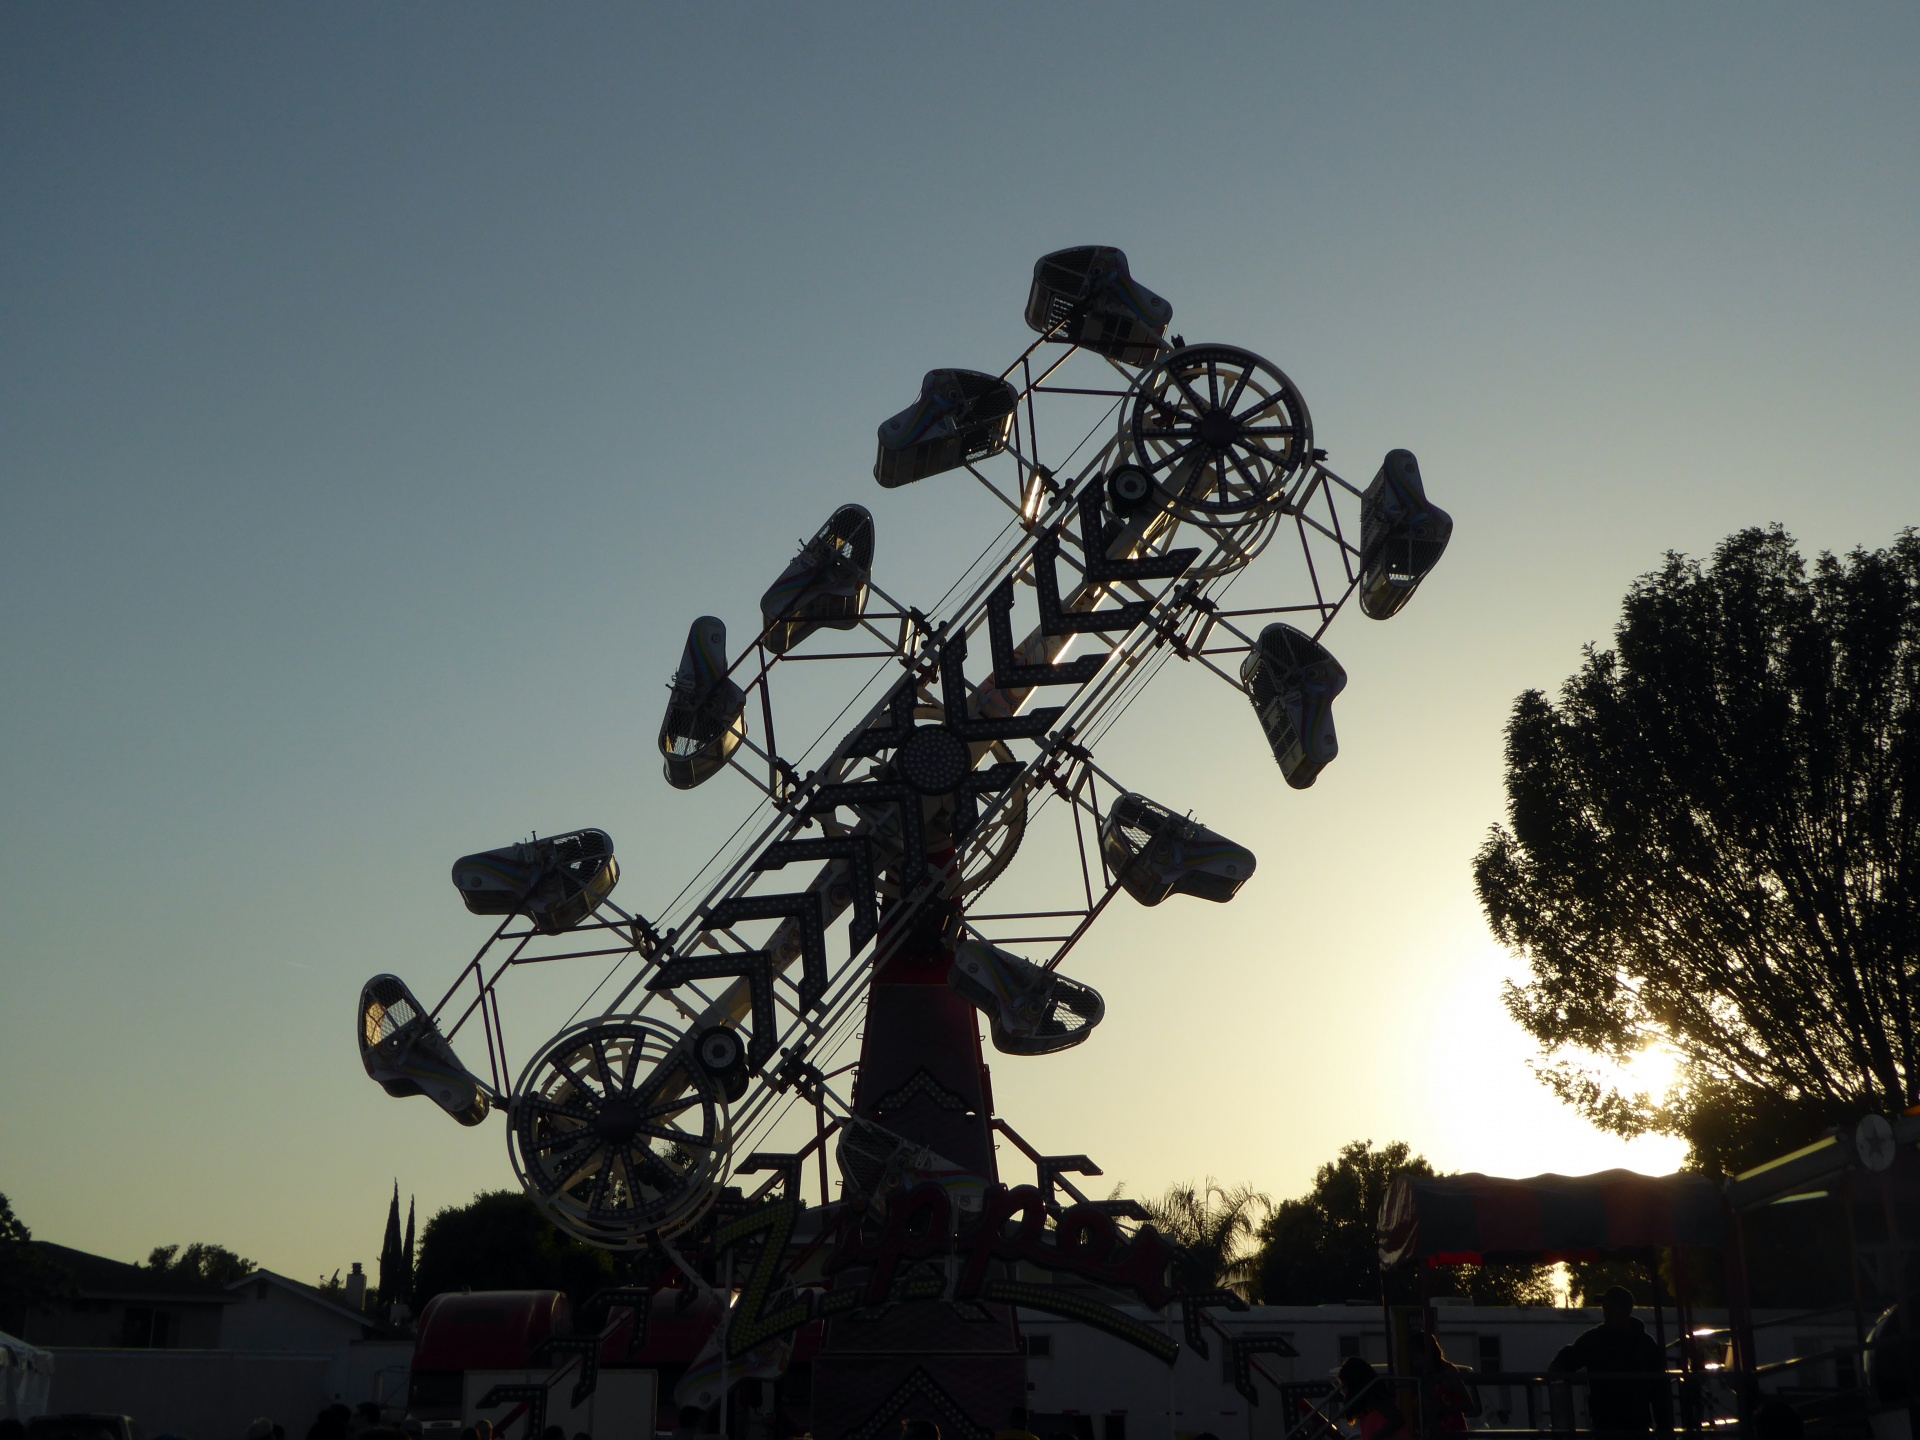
1,1330,55,1421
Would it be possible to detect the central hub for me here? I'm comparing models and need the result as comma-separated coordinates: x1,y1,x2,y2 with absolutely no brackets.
591,1098,642,1144
1197,407,1241,449
898,724,972,795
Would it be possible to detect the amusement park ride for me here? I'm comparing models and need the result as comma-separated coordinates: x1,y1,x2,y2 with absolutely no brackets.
357,246,1453,1439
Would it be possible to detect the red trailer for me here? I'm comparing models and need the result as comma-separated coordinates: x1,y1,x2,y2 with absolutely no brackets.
409,1292,576,1433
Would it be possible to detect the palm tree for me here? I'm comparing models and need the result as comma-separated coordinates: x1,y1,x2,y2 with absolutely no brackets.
1140,1178,1270,1297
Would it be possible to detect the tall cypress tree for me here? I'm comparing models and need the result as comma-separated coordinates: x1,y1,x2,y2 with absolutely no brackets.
401,1196,416,1307
376,1182,404,1311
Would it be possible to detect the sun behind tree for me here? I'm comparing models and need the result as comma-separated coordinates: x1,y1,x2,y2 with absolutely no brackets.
1476,525,1920,1174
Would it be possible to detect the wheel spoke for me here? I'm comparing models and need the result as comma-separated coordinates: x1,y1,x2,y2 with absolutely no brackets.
1206,358,1220,408
531,1121,595,1156
1146,438,1202,478
1240,425,1296,438
1235,390,1284,424
638,1122,714,1150
587,1151,614,1214
630,1056,689,1112
543,1135,604,1189
590,1036,619,1094
1170,370,1209,415
551,1056,601,1104
641,1090,713,1139
1222,365,1251,414
526,1094,595,1123
627,1143,680,1193
1227,448,1274,502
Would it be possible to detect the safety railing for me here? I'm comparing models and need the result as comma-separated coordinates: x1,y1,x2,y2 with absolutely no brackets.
1277,1361,1883,1440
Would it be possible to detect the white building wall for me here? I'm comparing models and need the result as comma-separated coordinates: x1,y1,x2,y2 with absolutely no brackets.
223,1279,373,1353
47,1349,334,1437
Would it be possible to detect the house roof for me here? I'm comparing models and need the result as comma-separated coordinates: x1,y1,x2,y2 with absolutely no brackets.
227,1270,398,1337
31,1242,237,1303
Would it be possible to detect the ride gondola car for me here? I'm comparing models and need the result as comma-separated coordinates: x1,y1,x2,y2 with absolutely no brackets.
948,938,1105,1057
1241,623,1348,789
759,503,875,654
1024,246,1173,364
873,370,1018,488
450,827,619,935
1099,792,1257,906
358,973,490,1126
1358,449,1453,620
658,616,747,789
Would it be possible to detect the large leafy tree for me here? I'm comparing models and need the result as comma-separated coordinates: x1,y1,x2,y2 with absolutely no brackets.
1256,1141,1554,1306
413,1190,616,1309
144,1242,256,1286
1476,526,1920,1173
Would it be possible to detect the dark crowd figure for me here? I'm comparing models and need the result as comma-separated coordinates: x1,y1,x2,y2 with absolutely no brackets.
1550,1285,1674,1437
1411,1330,1480,1433
1338,1355,1408,1440
308,1406,354,1440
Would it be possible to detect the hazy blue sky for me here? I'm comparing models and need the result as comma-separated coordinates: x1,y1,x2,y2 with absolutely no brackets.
3,5,1915,1283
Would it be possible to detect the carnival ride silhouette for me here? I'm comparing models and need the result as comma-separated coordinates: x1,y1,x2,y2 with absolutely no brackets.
356,244,1453,1262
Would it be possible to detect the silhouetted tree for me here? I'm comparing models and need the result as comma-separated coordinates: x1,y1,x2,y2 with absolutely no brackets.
402,1197,416,1301
413,1190,615,1310
0,1193,72,1332
1475,526,1920,1173
377,1182,409,1311
144,1242,255,1286
1140,1179,1269,1296
1256,1141,1554,1306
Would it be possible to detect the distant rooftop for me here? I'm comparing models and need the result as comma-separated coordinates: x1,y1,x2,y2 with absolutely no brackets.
30,1241,238,1303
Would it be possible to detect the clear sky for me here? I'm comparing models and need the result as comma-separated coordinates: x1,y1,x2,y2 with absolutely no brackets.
3,4,1916,1285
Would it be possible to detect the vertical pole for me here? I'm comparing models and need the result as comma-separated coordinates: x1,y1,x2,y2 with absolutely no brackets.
1727,1206,1756,1437
1167,1304,1178,1440
1651,1252,1670,1437
1845,1175,1868,1402
1673,1246,1700,1437
1878,1171,1918,1437
815,1093,829,1208
720,1251,733,1440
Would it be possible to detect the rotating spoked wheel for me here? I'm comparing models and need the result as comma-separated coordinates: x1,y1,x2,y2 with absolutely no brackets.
508,1018,729,1248
1125,345,1314,566
954,769,1025,899
913,705,1028,901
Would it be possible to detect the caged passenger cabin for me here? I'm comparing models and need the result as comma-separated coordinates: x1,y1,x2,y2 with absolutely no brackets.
948,938,1105,1057
357,973,490,1126
658,616,747,790
1359,449,1453,620
449,827,619,935
1024,246,1173,365
759,502,875,655
873,369,1018,488
1099,792,1257,907
1241,623,1348,790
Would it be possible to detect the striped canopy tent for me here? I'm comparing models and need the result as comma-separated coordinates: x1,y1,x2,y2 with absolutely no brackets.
1378,1169,1727,1270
